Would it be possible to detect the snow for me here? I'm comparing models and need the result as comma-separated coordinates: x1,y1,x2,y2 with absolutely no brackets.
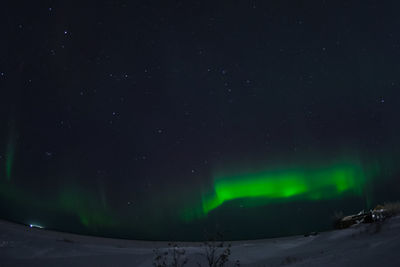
1,216,400,266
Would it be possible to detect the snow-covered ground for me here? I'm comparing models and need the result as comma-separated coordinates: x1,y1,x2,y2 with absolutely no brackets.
1,216,400,266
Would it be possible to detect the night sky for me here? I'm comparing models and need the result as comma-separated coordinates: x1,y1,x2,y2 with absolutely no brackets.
1,1,400,241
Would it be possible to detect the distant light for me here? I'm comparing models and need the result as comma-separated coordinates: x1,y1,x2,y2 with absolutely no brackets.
29,224,44,229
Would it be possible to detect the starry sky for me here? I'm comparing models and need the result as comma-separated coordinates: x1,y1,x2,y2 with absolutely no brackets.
1,1,400,240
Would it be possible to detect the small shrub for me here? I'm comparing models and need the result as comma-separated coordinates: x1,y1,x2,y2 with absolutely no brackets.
200,233,239,267
153,243,188,267
203,240,231,267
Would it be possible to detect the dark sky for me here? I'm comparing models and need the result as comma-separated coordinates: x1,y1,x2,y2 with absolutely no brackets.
1,1,400,240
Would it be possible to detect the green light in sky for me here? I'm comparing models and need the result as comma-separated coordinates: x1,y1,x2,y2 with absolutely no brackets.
201,163,366,215
58,186,114,228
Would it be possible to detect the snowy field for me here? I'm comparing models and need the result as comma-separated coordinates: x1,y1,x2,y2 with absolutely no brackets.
1,216,400,266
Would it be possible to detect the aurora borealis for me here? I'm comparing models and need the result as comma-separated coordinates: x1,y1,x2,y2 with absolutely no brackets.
202,162,367,215
179,156,382,225
1,1,400,241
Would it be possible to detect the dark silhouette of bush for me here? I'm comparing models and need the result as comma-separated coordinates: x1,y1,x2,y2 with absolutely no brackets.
199,232,240,267
152,234,240,267
153,243,188,267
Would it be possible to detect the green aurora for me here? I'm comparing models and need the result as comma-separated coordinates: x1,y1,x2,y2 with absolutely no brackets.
1,123,113,230
181,158,376,222
0,143,385,240
0,180,115,231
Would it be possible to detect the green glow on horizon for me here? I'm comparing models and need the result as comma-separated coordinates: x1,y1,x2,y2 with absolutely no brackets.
0,178,115,230
201,162,366,215
178,158,374,222
58,186,114,228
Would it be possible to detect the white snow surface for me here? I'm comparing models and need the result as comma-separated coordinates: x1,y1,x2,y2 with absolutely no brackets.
1,216,400,266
